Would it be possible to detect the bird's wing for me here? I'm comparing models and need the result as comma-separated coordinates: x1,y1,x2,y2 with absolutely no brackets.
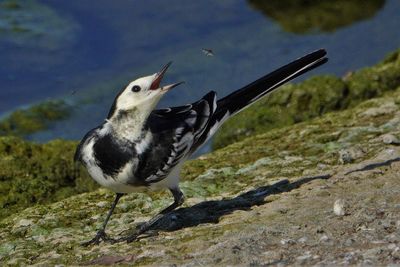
137,49,328,184
136,91,217,184
74,127,99,162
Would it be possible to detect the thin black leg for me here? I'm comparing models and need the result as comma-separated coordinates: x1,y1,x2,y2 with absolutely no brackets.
81,193,124,246
160,187,185,214
121,187,184,243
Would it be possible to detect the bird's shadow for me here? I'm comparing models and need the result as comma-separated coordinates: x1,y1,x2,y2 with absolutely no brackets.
128,155,398,238
345,157,400,175
146,174,331,234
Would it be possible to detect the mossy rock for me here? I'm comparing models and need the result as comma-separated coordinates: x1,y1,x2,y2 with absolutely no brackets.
1,81,400,265
0,100,71,137
0,136,97,219
248,0,385,34
345,50,400,104
213,49,400,149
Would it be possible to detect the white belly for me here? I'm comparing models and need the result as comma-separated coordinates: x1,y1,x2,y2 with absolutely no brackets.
149,163,182,191
82,138,182,193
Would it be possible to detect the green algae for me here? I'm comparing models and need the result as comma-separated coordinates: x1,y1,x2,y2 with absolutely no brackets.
0,136,97,219
248,0,385,34
0,0,78,49
1,1,21,10
213,49,400,149
0,100,71,137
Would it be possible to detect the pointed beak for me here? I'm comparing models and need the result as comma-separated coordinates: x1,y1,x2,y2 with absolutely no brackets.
150,62,184,91
150,62,172,90
161,81,185,91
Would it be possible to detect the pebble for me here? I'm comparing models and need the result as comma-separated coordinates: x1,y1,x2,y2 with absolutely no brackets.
296,252,312,263
363,247,382,259
96,201,108,208
333,199,348,216
382,134,400,145
280,239,296,245
363,259,374,265
298,236,308,244
319,235,330,243
343,252,356,263
382,221,393,231
344,238,355,246
392,249,400,260
16,219,34,227
119,203,129,210
338,147,365,164
317,163,328,170
386,233,399,242
339,150,353,164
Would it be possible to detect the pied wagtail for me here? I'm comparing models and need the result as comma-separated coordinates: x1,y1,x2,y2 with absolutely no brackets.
75,49,328,245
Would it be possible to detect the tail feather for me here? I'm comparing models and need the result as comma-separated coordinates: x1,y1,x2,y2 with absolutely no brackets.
192,49,328,148
216,49,328,117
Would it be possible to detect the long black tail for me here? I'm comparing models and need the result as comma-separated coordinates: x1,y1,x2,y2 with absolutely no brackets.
190,49,328,151
216,49,328,117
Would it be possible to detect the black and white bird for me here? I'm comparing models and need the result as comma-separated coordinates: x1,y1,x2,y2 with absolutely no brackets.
75,49,328,245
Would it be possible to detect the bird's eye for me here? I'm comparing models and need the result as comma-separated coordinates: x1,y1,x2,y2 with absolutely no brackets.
131,85,141,92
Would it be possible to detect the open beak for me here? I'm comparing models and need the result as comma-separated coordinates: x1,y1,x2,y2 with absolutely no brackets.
161,81,185,91
150,62,184,91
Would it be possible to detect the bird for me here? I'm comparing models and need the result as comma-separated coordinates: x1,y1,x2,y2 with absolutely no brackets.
75,49,328,246
202,48,214,57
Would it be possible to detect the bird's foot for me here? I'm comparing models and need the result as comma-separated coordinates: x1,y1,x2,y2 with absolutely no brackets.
81,230,116,246
116,230,158,243
124,233,140,243
114,221,159,243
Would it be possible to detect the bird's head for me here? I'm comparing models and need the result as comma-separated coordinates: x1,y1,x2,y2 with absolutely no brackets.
107,62,183,119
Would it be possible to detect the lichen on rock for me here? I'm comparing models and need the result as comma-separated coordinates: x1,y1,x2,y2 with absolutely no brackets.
0,136,97,219
1,77,400,265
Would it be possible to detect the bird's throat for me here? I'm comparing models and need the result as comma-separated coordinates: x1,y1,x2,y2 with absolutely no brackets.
109,107,150,142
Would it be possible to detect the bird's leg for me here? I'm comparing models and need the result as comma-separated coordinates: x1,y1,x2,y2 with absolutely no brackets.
81,193,124,246
123,187,184,243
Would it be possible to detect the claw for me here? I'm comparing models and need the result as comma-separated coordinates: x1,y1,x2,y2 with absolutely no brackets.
126,234,139,243
123,226,159,243
81,230,116,246
112,228,157,244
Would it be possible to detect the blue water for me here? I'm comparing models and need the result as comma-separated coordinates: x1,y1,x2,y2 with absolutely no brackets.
1,0,400,142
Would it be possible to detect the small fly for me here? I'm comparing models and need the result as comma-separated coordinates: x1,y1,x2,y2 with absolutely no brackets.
202,48,214,57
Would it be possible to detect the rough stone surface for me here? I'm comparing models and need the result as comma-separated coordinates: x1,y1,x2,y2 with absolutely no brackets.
2,84,400,265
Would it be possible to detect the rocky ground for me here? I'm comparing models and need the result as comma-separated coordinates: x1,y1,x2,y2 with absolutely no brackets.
1,82,400,265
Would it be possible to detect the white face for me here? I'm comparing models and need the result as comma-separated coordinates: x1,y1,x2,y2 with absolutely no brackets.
107,62,183,119
116,73,164,112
